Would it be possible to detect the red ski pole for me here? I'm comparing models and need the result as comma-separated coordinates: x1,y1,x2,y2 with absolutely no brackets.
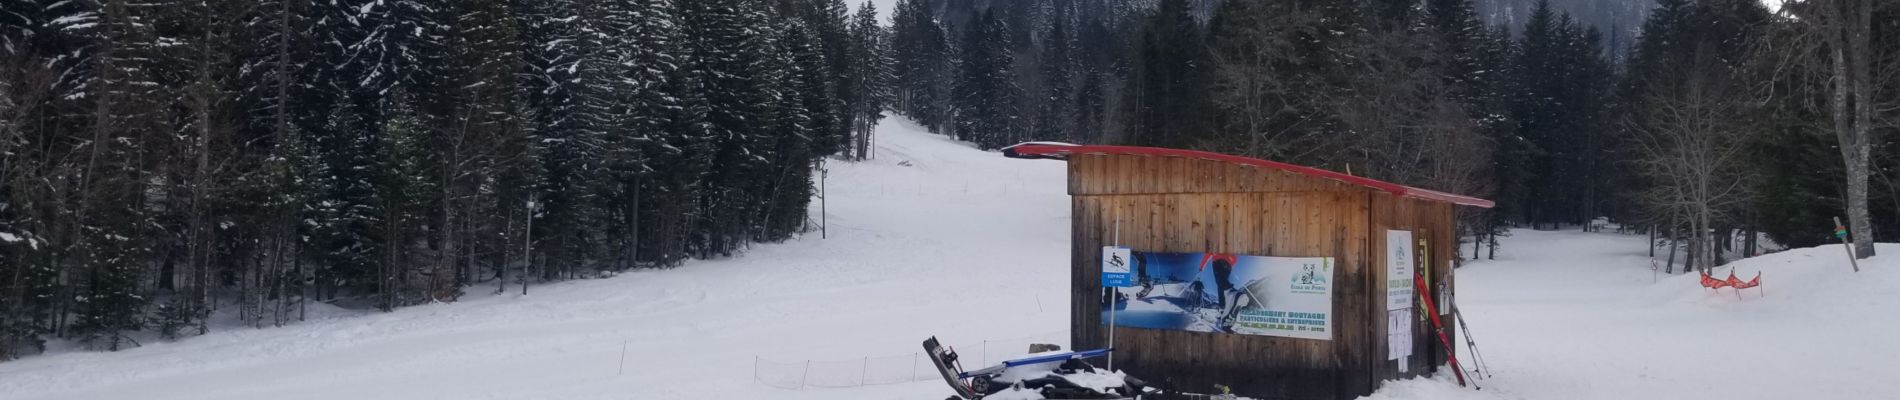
1415,269,1472,388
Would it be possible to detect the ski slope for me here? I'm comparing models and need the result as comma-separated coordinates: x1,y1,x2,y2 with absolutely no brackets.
3,115,1898,400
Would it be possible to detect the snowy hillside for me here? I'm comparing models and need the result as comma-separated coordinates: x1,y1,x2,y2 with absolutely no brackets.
4,115,1897,400
0,116,1073,400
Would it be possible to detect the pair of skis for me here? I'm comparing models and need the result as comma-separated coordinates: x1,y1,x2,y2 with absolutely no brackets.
1413,269,1481,390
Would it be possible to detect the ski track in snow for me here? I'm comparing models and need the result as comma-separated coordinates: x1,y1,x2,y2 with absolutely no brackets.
3,115,1899,399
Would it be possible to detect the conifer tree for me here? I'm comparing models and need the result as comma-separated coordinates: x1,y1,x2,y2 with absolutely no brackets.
952,11,1020,149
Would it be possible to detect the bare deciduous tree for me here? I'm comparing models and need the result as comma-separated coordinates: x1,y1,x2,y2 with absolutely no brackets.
1632,48,1758,272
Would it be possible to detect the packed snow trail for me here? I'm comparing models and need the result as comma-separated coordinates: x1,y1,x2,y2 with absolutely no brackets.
5,115,1898,400
0,116,1072,400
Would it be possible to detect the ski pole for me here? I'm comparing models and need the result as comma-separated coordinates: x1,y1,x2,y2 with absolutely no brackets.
1454,309,1491,379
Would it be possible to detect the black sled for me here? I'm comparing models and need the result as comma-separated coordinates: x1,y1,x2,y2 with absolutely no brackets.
922,336,1154,399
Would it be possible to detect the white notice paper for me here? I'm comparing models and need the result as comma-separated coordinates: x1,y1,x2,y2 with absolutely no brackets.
1388,309,1413,360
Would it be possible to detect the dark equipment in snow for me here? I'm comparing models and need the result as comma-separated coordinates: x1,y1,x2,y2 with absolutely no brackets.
922,337,1155,399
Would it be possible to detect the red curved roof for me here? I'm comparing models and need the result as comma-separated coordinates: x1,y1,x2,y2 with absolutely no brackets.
1002,143,1495,208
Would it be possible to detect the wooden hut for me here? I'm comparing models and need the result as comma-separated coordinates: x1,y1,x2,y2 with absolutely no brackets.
1002,144,1494,400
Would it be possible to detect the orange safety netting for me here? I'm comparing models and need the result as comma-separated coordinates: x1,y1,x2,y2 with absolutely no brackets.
1700,270,1763,295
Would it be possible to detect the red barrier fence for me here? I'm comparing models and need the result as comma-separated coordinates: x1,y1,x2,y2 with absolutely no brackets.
1700,270,1762,299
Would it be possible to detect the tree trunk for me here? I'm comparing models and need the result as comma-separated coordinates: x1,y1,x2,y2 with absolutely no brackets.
1648,227,1656,258
1487,230,1498,260
1829,0,1878,259
1745,227,1757,257
1666,227,1679,274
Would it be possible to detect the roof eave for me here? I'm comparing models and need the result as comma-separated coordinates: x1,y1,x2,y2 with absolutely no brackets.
1002,143,1495,209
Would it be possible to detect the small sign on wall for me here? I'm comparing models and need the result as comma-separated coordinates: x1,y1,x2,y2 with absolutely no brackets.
1102,246,1133,287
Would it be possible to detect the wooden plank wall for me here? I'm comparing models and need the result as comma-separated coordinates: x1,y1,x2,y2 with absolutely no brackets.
1067,154,1461,399
1365,196,1458,385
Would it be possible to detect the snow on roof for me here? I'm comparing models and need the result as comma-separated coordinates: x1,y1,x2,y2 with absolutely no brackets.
1001,143,1495,208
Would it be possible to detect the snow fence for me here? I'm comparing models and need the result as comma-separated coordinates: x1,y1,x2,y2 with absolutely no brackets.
753,329,1069,389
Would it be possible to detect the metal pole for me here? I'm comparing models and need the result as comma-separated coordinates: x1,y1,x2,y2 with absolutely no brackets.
800,360,810,390
1109,208,1120,371
1107,266,1118,373
522,198,533,296
911,353,919,382
617,340,627,376
1834,217,1861,272
821,163,828,239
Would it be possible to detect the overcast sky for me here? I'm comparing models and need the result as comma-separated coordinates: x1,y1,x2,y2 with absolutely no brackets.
848,0,899,25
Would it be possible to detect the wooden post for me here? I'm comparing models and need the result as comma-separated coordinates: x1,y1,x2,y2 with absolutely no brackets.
1834,217,1861,272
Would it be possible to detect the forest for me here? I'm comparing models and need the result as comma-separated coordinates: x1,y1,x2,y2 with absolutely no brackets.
1,0,1895,363
1,0,892,357
885,0,1894,270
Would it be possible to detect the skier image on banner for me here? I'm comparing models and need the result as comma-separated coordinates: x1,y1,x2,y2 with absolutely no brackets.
1105,251,1275,334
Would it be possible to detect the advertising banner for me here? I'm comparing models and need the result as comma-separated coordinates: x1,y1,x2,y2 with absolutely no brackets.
1100,250,1334,340
1386,230,1415,311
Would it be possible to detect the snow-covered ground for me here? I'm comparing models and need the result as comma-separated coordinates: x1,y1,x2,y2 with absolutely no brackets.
3,115,1896,400
1374,230,1900,400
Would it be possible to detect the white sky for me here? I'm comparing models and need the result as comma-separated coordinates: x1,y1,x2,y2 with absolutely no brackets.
847,0,900,25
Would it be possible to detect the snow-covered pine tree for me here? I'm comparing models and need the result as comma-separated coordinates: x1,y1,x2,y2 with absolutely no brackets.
370,87,438,309
679,0,784,255
953,10,1019,149
64,0,166,350
845,2,893,160
891,0,953,132
1035,12,1077,142
757,19,826,240
1125,0,1211,148
145,0,250,335
640,0,714,268
775,0,853,156
592,0,685,271
426,0,529,295
520,0,614,280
